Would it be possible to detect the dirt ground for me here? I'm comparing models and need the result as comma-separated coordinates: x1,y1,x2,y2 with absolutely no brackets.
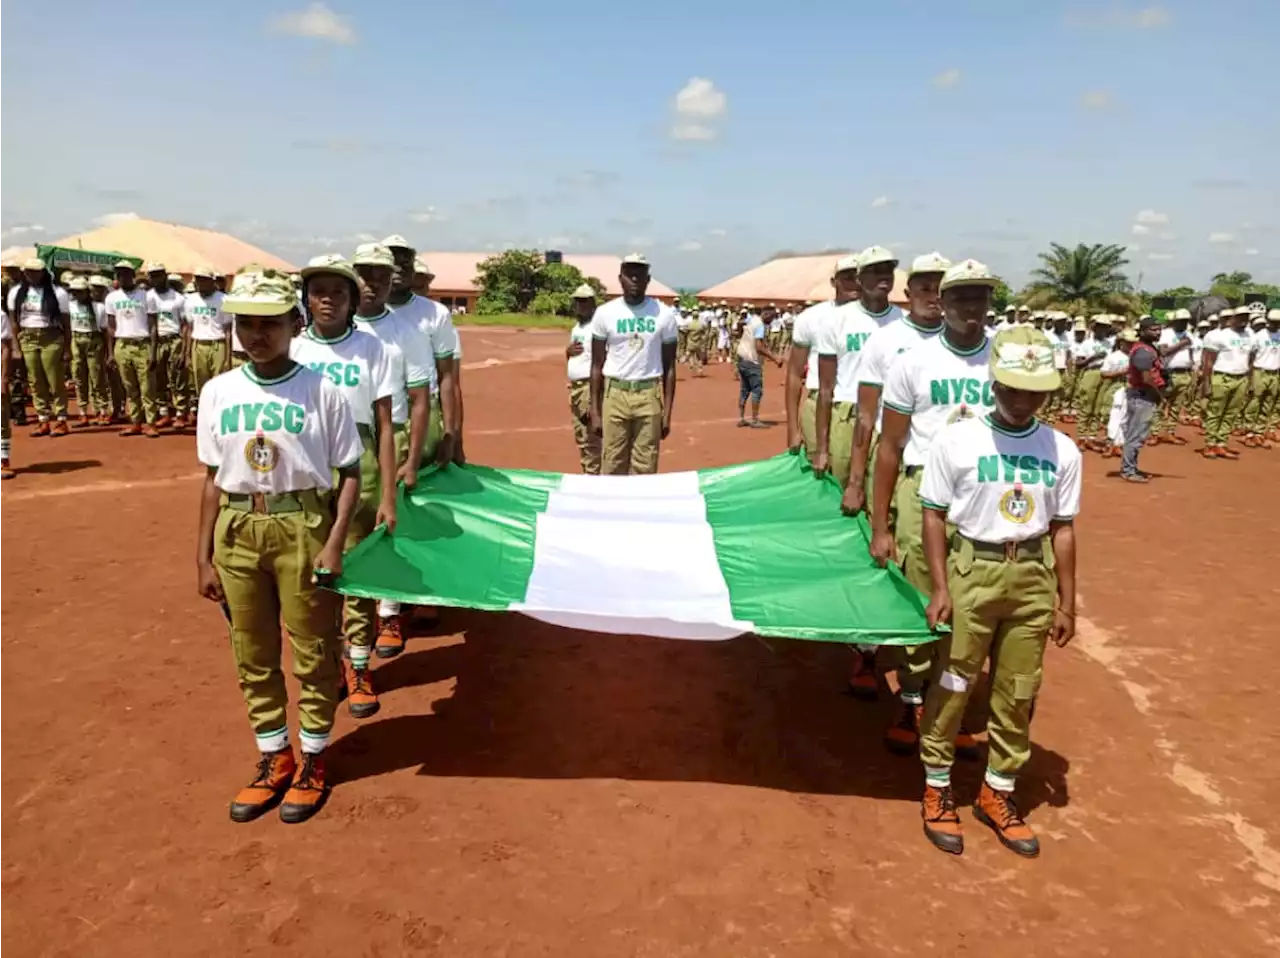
3,327,1279,957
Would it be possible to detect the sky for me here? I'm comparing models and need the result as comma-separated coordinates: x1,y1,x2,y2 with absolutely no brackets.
2,0,1277,291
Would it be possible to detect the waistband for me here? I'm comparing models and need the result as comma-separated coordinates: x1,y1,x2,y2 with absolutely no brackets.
953,533,1046,563
1214,371,1247,377
114,336,149,343
221,489,328,515
607,377,660,392
72,329,102,336
903,464,924,478
192,336,226,344
157,334,180,342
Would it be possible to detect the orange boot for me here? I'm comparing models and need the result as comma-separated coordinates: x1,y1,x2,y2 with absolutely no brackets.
921,783,964,855
973,782,1040,858
847,649,879,701
51,419,70,437
341,655,380,719
29,420,51,437
374,615,406,659
229,749,297,823
2,460,15,480
884,700,923,755
280,752,330,824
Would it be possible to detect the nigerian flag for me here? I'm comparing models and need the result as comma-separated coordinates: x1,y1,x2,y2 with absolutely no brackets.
336,453,935,645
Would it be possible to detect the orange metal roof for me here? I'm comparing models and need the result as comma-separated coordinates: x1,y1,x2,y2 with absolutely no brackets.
419,252,678,299
50,219,294,275
699,253,908,305
1,246,38,268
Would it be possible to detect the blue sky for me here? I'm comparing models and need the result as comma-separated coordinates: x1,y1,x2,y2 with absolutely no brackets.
2,1,1276,290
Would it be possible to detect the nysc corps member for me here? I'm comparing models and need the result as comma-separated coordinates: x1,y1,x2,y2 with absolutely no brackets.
589,253,679,475
566,283,602,474
916,327,1080,860
195,267,363,825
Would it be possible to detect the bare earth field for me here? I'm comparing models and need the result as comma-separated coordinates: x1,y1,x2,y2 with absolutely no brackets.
3,326,1279,957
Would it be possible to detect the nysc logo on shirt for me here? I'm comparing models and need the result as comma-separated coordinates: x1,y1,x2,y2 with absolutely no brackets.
615,317,657,334
220,401,306,436
306,361,362,388
845,333,870,352
929,378,995,407
245,432,280,474
998,484,1034,524
978,454,1059,488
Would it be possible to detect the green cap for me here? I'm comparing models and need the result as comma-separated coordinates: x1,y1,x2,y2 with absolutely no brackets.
301,253,360,285
989,327,1061,393
222,267,298,316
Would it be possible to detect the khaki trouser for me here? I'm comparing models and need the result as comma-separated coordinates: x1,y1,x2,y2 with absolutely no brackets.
214,494,343,738
893,467,938,700
114,339,157,425
1074,369,1104,434
190,339,227,398
1203,372,1249,446
154,336,187,418
568,379,601,475
687,326,704,375
826,400,856,488
1092,379,1124,439
71,331,110,417
920,538,1057,776
677,328,689,362
602,378,662,475
19,326,68,420
1155,369,1194,435
1243,369,1280,434
800,390,818,458
342,430,381,654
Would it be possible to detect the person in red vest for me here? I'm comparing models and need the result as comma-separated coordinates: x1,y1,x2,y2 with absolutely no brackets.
1119,316,1166,483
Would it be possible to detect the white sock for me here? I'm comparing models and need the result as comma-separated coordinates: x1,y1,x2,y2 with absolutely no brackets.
379,600,400,618
924,765,951,788
255,726,289,753
984,767,1016,792
299,728,330,755
900,689,924,706
349,644,371,670
1,438,10,460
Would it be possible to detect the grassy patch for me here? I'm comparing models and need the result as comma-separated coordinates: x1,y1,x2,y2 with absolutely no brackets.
454,313,574,329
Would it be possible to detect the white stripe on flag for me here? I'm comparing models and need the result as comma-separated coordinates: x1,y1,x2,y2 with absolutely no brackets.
510,471,753,640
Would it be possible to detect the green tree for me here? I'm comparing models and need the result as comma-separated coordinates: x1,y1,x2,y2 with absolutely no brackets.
474,250,604,315
1153,285,1200,305
991,278,1012,312
677,288,700,310
1020,242,1139,315
1208,270,1256,303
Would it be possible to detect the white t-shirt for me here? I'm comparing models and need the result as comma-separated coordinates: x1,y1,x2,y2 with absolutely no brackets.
589,297,679,381
1252,328,1280,372
147,288,186,338
736,314,766,364
197,363,362,495
1099,349,1130,377
1070,337,1106,365
1190,331,1204,367
1158,327,1195,371
105,288,152,340
186,291,229,342
815,303,895,403
1,312,12,340
1043,329,1069,370
882,333,995,467
857,316,943,431
677,311,692,330
1202,327,1255,375
354,308,434,424
790,302,831,391
389,294,460,393
567,321,593,382
290,324,395,427
68,300,106,333
7,285,70,330
920,415,1082,544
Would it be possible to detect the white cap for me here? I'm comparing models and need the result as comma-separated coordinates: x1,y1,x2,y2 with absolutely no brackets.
1268,308,1280,321
856,245,897,270
621,252,650,267
939,258,998,292
907,251,951,278
571,283,596,299
832,254,860,276
1251,314,1267,327
382,234,413,250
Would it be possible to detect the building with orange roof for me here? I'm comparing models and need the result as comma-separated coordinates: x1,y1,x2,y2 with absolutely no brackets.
49,218,294,277
698,253,908,308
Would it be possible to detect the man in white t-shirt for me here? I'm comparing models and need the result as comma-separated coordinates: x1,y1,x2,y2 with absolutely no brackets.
6,258,73,435
1150,308,1195,444
786,255,858,460
1199,306,1256,458
105,260,160,436
735,305,784,428
186,266,231,400
144,262,188,429
1247,309,1280,443
589,253,679,475
566,284,602,474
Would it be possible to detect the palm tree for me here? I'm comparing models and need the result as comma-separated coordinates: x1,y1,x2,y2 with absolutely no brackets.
1020,243,1140,314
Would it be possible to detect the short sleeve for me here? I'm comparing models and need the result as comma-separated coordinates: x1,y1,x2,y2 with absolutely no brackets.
1130,346,1154,371
815,319,838,356
195,382,221,468
370,338,396,403
324,380,364,470
145,290,159,314
4,287,16,312
881,354,917,415
1201,331,1220,353
55,288,71,312
590,305,609,340
1053,442,1082,521
858,332,888,387
792,311,816,348
174,297,186,323
659,307,679,344
94,303,108,329
918,435,957,512
752,321,765,341
397,318,434,389
428,305,460,358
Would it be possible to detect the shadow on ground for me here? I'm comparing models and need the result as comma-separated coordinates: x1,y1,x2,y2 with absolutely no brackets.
332,609,1070,809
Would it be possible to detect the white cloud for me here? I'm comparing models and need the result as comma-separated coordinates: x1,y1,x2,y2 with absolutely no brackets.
91,212,140,228
1081,90,1113,110
268,4,356,44
1132,223,1150,236
1208,232,1235,244
676,240,703,253
1244,248,1260,256
352,231,378,243
409,206,446,224
870,195,892,209
1135,209,1170,225
708,227,728,238
0,223,47,241
1066,5,1171,30
1133,6,1171,28
1128,243,1143,252
627,236,654,249
933,68,961,89
1157,230,1177,241
1148,252,1176,261
670,77,727,142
